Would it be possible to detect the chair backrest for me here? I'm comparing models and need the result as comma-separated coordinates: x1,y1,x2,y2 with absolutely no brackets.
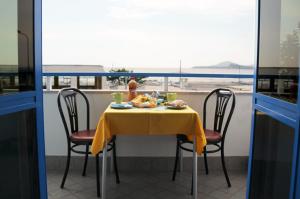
57,88,90,138
203,88,235,139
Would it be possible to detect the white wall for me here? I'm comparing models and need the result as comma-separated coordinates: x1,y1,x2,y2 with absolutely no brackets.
43,91,252,157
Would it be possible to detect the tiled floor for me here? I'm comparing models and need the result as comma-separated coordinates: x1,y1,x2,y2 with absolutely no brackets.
47,170,247,199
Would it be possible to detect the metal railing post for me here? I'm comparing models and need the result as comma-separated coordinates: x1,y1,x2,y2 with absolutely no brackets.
164,77,168,92
46,76,52,91
71,77,77,88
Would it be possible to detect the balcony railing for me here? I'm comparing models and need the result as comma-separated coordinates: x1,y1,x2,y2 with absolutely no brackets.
42,72,253,78
42,72,254,92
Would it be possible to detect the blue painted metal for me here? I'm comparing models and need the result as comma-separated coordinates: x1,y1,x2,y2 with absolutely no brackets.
0,91,35,104
42,72,253,78
254,104,297,128
294,29,300,194
255,98,298,124
0,103,36,117
254,93,297,113
296,91,300,197
246,0,260,196
289,116,300,199
34,0,48,198
0,94,36,115
250,103,299,199
0,0,47,198
245,108,256,199
296,139,300,198
247,0,300,198
0,93,36,113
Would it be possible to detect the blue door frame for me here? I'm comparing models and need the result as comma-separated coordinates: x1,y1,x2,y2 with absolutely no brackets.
246,0,300,198
246,96,300,199
35,0,48,198
0,0,47,198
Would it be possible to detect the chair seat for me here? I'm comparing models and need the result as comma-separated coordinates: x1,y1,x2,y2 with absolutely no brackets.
70,129,96,142
205,129,222,143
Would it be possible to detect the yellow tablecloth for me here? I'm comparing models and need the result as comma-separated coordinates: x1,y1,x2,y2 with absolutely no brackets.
91,105,207,155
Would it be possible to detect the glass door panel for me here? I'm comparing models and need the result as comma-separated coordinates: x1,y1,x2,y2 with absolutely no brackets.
250,111,294,199
257,0,300,103
0,0,35,94
0,109,40,199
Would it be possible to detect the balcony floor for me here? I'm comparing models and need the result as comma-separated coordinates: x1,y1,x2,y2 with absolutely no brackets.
47,170,247,199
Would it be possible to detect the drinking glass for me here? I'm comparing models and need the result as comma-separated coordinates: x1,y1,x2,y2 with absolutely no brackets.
167,93,177,102
112,92,123,104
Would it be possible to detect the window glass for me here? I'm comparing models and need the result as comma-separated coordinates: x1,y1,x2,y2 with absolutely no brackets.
0,109,40,199
250,111,294,199
0,0,35,94
257,0,300,103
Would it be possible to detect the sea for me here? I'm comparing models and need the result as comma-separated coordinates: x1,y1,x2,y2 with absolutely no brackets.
102,67,254,91
104,66,254,74
103,66,254,82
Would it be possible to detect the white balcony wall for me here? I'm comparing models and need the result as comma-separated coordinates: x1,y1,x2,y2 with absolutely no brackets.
43,91,252,157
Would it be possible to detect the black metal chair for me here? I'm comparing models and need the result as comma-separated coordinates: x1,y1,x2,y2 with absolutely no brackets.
172,88,235,191
57,88,120,197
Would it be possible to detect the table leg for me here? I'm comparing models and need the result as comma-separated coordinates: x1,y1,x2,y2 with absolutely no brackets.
193,135,197,199
102,142,108,199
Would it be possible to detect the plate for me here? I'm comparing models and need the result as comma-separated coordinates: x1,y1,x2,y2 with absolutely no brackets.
166,105,187,110
111,103,133,109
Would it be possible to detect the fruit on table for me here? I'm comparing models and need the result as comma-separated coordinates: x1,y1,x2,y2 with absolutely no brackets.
131,95,157,108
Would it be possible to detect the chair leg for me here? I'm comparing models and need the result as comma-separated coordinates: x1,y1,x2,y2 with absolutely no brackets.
179,147,183,172
60,147,71,188
112,140,120,184
82,144,89,176
96,154,100,197
172,140,180,181
221,146,231,187
203,146,209,175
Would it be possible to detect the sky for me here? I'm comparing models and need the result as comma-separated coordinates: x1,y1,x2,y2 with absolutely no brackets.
42,0,256,68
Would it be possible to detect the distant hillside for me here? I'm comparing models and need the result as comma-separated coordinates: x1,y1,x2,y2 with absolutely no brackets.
193,61,253,69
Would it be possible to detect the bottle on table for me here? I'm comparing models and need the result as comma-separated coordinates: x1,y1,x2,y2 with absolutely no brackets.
128,77,138,101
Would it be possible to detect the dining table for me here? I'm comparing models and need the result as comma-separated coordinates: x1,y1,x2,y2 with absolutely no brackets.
91,103,207,199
